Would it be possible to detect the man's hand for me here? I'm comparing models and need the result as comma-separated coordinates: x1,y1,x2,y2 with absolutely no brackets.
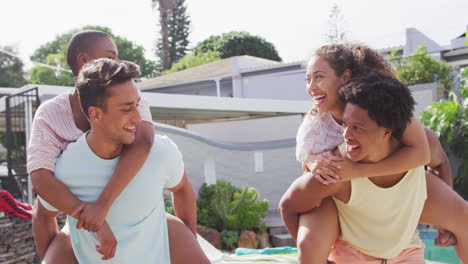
72,202,109,233
95,221,117,260
434,229,457,247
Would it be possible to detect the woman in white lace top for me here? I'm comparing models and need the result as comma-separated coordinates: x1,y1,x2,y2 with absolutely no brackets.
281,43,462,263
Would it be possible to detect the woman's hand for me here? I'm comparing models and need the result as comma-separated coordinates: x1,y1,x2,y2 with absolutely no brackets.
305,152,361,184
305,152,342,184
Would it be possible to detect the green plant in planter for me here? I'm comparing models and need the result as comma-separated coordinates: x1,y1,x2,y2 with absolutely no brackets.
224,186,269,230
220,230,239,250
197,180,269,232
164,194,174,215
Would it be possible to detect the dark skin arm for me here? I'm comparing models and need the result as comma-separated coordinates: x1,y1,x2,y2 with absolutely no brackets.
75,121,154,232
424,128,456,247
425,128,452,187
311,117,431,183
31,169,84,216
279,148,344,240
33,199,117,261
168,171,197,235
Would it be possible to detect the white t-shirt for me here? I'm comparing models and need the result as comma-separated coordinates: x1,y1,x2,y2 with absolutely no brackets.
39,134,184,264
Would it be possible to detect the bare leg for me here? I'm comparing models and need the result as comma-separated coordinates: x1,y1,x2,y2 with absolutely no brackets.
36,209,208,263
42,231,77,264
33,199,78,264
166,214,210,264
420,172,468,264
297,197,339,264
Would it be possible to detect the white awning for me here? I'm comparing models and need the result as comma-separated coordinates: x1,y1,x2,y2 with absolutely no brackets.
1,85,311,125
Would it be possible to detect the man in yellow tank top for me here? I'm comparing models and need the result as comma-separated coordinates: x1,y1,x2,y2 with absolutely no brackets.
280,72,468,263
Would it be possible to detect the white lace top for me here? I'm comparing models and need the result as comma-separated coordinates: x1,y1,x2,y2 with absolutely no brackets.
296,111,344,163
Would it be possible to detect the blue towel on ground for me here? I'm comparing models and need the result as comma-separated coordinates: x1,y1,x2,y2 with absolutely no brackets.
235,247,298,255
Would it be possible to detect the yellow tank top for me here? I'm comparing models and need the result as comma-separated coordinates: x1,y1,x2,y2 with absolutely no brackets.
333,147,427,259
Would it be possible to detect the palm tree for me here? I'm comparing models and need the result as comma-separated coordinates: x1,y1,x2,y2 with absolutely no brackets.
152,0,177,71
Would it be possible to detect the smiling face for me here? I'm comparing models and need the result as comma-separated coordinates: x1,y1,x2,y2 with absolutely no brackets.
90,80,142,145
306,56,350,115
342,103,391,162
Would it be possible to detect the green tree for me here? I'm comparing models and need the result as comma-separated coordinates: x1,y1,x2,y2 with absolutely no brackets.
324,3,348,44
28,53,74,86
194,31,282,62
164,50,220,73
0,46,26,87
420,68,468,198
156,0,190,71
28,25,157,86
153,0,179,71
390,45,454,91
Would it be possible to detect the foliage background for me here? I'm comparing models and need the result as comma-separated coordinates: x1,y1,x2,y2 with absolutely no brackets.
196,180,268,249
193,31,282,62
28,25,157,86
392,45,467,198
0,46,27,87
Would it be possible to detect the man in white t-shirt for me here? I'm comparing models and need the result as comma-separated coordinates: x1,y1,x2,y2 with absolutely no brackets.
39,58,203,263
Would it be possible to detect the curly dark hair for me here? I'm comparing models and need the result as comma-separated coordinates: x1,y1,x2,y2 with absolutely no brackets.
67,30,111,76
75,58,140,118
339,72,415,139
314,43,396,79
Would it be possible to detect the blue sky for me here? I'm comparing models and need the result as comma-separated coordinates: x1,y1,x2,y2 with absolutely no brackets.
2,0,467,68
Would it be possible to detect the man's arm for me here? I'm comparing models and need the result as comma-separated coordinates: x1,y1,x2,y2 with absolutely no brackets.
168,171,197,235
76,121,154,232
425,128,452,187
279,172,343,240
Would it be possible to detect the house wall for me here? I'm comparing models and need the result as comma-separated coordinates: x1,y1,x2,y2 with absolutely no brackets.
240,69,309,101
187,115,305,142
409,82,438,113
156,124,301,210
145,80,233,97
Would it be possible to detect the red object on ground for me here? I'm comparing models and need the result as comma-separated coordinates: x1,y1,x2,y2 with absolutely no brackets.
0,190,33,219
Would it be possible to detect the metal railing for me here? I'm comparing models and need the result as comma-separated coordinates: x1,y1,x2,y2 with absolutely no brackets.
3,87,40,204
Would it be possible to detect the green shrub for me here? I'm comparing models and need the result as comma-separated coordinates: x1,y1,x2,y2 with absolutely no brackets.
420,68,468,198
164,194,174,215
197,180,269,232
220,230,239,250
390,45,454,90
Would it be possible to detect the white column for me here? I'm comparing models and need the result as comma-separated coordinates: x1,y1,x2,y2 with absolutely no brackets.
215,79,221,97
254,151,264,172
231,57,243,98
24,99,33,205
204,157,217,185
